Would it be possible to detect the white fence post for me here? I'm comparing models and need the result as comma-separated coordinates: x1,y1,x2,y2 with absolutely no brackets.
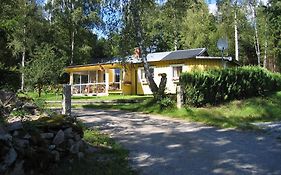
62,84,71,116
177,85,184,109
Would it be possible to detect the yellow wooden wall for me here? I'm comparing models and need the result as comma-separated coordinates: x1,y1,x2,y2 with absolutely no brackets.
65,59,236,95
134,59,223,95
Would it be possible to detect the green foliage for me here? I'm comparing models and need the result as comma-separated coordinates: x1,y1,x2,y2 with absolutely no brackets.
268,0,281,68
10,108,29,117
180,66,281,106
157,97,175,109
24,44,66,95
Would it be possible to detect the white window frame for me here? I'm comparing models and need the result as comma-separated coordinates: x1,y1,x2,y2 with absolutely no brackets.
139,67,155,83
170,64,184,81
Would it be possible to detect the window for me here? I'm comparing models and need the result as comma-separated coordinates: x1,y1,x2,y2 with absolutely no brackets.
81,75,88,84
73,74,80,84
140,67,154,81
115,69,120,82
172,66,182,80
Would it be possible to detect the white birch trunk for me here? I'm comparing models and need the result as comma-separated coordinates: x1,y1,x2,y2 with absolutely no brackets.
263,37,267,68
234,10,239,61
21,5,27,91
130,0,159,95
252,1,261,66
21,47,25,91
71,30,75,65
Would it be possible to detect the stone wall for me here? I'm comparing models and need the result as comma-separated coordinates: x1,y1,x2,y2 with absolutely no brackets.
0,91,95,175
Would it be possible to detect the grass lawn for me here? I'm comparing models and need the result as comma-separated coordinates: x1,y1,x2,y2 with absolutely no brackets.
51,129,136,175
83,91,281,129
21,91,152,101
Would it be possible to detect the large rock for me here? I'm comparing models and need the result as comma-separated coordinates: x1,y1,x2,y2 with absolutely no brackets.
0,125,6,135
0,91,16,103
14,138,29,148
52,130,64,145
7,121,23,131
22,102,37,115
9,160,25,175
40,133,54,139
0,133,12,142
74,133,81,141
23,134,31,139
70,140,84,154
0,147,18,172
51,150,60,162
63,128,73,138
85,145,98,154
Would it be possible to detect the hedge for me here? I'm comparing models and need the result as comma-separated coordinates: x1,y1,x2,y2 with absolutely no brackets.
180,66,281,106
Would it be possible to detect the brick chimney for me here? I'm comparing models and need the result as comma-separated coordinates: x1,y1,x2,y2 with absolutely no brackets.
134,47,141,59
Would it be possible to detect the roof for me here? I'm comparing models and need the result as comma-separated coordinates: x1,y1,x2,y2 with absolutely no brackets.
147,48,207,62
66,48,238,69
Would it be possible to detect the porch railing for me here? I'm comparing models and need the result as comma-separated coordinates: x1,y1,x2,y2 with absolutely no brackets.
72,83,106,95
72,82,121,95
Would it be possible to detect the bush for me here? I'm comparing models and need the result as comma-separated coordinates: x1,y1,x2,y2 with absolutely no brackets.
157,97,175,109
180,66,281,106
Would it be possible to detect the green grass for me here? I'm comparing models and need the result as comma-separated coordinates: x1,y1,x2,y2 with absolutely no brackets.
19,91,62,101
83,91,281,129
51,129,136,175
21,91,152,101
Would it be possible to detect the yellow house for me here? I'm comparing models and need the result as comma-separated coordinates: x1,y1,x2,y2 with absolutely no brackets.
65,48,238,96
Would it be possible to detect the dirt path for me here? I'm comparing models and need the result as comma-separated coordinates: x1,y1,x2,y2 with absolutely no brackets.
74,108,281,175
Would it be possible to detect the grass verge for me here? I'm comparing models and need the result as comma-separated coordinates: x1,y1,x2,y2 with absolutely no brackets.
83,91,281,130
51,129,136,175
21,91,152,101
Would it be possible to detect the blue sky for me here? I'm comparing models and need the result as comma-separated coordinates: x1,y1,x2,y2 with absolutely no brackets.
206,0,216,4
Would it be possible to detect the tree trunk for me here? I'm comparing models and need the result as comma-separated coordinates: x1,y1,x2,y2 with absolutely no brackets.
264,37,267,68
70,30,75,65
129,0,159,96
173,12,178,51
21,21,26,91
234,8,239,61
157,73,167,100
38,85,42,97
263,3,269,69
251,1,261,66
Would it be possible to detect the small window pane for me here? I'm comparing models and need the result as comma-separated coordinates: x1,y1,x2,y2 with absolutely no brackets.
81,75,88,84
173,66,182,78
115,69,120,82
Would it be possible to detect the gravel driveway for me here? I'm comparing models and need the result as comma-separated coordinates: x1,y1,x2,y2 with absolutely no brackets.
74,108,281,175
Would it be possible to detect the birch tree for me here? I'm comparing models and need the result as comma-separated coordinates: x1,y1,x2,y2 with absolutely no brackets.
45,0,102,65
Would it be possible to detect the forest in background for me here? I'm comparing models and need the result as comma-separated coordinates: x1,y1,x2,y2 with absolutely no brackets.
0,0,280,91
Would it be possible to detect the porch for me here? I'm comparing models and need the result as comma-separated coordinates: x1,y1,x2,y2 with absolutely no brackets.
69,68,122,96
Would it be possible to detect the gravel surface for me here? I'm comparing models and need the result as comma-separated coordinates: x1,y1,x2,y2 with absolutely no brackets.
252,121,281,137
74,109,281,175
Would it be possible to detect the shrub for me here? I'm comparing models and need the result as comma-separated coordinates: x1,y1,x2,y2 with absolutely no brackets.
180,66,281,106
157,97,175,109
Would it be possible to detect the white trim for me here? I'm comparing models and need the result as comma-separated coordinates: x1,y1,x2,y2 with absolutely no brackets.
170,64,184,82
198,48,207,55
196,56,232,61
169,64,185,67
138,66,155,83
